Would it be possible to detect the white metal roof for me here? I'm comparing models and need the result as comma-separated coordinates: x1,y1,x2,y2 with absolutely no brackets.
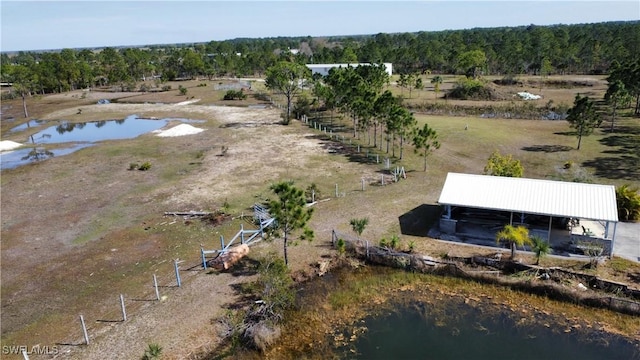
438,173,619,222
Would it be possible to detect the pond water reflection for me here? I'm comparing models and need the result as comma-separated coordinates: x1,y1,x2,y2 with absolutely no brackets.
1,115,203,170
30,115,168,144
339,299,639,360
0,144,94,170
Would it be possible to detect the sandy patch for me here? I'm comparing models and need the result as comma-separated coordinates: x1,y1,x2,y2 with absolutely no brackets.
174,99,201,106
0,140,23,152
153,123,205,137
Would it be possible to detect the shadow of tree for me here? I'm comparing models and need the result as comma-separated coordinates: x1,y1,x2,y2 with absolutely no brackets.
553,131,577,136
582,129,640,181
598,135,640,152
604,126,640,136
582,156,640,180
522,145,573,153
399,204,442,237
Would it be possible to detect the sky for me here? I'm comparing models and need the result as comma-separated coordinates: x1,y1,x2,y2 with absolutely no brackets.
1,1,639,52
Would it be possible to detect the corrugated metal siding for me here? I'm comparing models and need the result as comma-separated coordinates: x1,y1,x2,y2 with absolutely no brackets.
438,173,618,222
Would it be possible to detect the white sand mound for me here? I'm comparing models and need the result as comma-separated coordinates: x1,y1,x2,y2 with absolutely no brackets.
153,123,205,137
0,140,23,152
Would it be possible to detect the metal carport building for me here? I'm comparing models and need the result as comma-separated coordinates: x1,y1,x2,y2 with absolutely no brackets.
437,173,619,255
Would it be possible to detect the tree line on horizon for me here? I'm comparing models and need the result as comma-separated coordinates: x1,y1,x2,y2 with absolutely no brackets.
1,20,639,97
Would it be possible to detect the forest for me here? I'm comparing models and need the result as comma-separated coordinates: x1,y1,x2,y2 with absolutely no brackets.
1,20,639,97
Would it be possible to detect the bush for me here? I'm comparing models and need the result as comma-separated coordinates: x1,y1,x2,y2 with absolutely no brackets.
223,89,247,100
389,235,400,250
161,85,172,92
336,238,346,255
616,184,640,221
178,85,188,96
305,183,321,203
138,162,152,171
448,77,494,100
141,343,162,360
293,94,312,119
484,151,524,177
128,162,139,170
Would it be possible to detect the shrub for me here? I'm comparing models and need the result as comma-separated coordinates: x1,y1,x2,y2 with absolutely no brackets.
161,85,172,92
223,89,247,100
305,183,320,203
616,184,640,221
448,77,493,100
408,240,415,253
179,85,188,95
197,82,207,87
389,235,400,250
293,94,312,119
336,238,346,255
128,162,139,170
141,343,162,360
484,151,524,177
138,162,152,171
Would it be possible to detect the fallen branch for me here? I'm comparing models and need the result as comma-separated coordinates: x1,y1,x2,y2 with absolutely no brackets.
164,211,212,217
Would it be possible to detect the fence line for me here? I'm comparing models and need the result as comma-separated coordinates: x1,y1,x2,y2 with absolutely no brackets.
61,204,276,350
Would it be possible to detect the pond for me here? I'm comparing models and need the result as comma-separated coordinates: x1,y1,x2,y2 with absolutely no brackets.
0,115,204,170
28,115,170,144
337,298,639,360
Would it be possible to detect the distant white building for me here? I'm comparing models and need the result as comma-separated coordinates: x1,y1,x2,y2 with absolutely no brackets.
306,63,393,77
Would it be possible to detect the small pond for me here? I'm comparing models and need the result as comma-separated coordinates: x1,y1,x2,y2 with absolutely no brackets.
9,119,48,133
28,115,169,144
1,115,204,170
0,144,94,171
337,299,639,360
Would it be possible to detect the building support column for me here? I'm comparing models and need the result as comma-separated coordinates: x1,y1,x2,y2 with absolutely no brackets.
610,222,618,259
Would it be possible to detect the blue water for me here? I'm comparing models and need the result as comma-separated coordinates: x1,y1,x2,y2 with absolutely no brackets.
340,300,639,360
9,119,47,132
29,115,169,144
0,144,94,170
1,115,204,170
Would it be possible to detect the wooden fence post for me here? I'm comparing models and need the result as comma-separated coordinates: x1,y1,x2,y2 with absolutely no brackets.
120,294,127,322
80,315,89,345
201,248,207,270
174,260,181,287
361,178,365,191
153,274,160,301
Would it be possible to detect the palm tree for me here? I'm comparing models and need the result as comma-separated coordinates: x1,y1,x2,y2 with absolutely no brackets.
530,235,551,265
495,225,531,259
